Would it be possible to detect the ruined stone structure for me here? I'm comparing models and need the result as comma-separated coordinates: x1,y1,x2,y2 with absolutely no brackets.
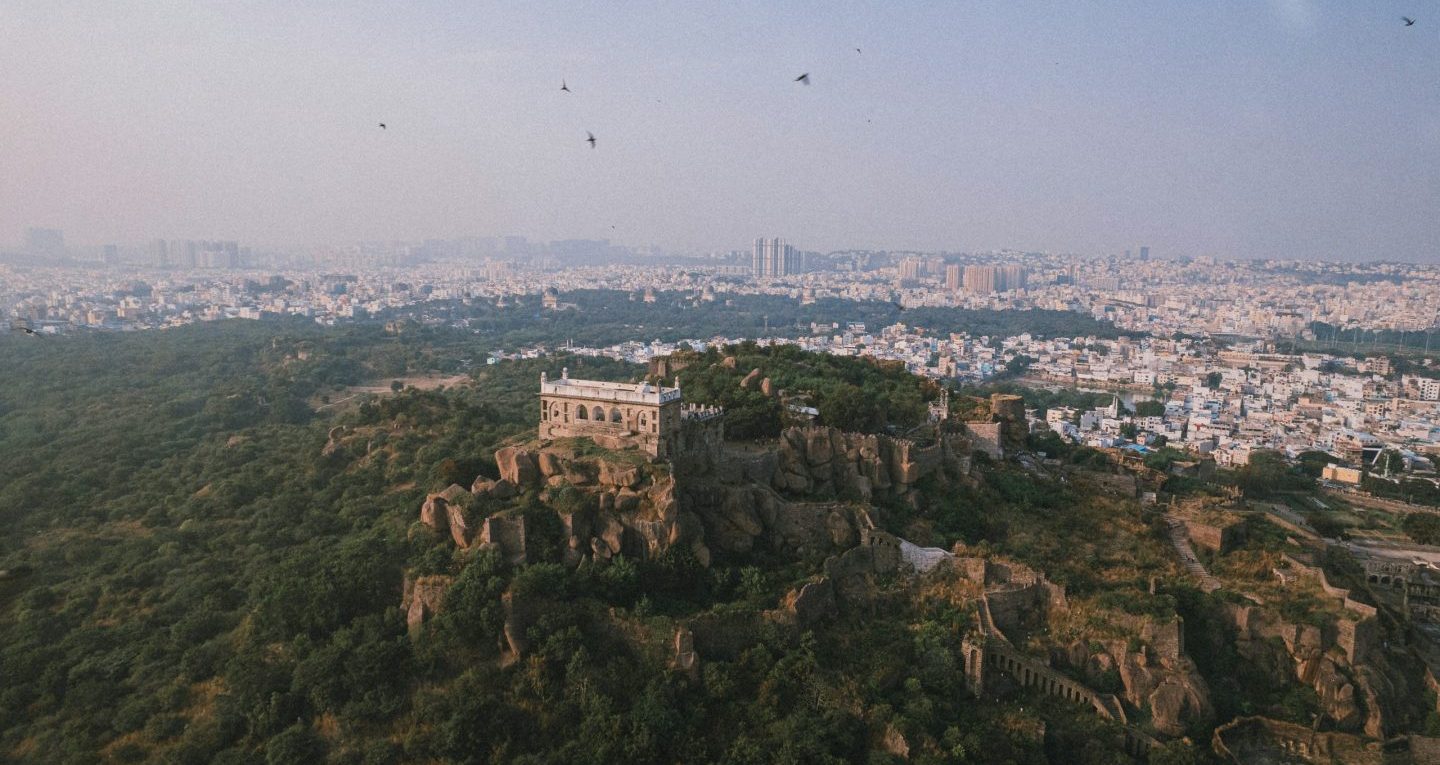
961,627,1159,757
1351,544,1440,626
990,393,1028,453
538,369,685,458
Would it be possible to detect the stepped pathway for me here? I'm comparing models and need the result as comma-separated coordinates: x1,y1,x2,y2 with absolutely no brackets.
1165,515,1222,593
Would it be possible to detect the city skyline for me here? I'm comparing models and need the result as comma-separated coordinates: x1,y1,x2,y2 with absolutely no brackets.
3,2,1438,261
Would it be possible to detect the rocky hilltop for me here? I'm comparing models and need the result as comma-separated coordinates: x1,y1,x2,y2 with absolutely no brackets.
394,353,1440,760
416,421,974,577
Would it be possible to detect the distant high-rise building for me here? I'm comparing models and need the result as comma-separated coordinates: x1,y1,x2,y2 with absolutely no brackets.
945,263,962,292
752,238,796,278
150,239,170,268
899,256,923,281
963,265,996,295
24,227,65,259
963,264,1026,294
170,239,199,268
1139,246,1150,261
1000,264,1027,291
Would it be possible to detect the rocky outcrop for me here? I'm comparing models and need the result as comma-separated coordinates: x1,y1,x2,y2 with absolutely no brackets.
740,368,762,390
420,421,976,583
881,724,910,759
671,626,699,679
419,484,473,547
1220,601,1425,736
822,530,904,604
783,578,838,627
502,589,538,659
402,575,453,639
772,426,968,502
1112,646,1212,737
496,446,539,486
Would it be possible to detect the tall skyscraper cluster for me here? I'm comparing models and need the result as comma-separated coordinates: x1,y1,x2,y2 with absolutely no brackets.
960,264,1028,294
151,239,243,269
752,238,800,278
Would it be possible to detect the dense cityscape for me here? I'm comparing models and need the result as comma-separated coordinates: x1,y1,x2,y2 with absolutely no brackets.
7,231,1440,481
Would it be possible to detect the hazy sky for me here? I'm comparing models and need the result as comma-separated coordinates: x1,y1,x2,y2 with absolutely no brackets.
3,1,1438,259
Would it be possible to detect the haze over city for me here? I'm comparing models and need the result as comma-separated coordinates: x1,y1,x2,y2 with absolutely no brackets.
3,0,1439,260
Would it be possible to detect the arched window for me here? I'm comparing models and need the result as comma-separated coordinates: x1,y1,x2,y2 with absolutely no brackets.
577,406,589,420
610,408,622,423
592,405,605,421
552,404,562,421
638,413,648,429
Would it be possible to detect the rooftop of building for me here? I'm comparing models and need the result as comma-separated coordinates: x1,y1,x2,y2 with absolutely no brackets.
540,369,682,405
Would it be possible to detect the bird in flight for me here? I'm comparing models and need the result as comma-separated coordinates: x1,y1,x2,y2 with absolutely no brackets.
795,73,810,85
855,48,862,54
561,80,571,92
586,131,596,148
1403,16,1416,26
378,123,386,130
16,327,38,336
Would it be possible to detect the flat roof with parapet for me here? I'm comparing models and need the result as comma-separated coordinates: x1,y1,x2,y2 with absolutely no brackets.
541,372,682,405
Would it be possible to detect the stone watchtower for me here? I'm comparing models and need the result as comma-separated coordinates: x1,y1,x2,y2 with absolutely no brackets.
539,368,684,458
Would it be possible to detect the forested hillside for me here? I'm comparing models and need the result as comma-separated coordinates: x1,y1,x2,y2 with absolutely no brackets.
0,320,1204,764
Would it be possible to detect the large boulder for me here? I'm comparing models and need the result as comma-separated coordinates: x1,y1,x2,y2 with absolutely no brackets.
496,446,539,486
502,590,537,658
1148,682,1189,737
699,486,765,553
804,428,835,467
403,575,453,640
420,494,449,534
419,484,471,543
536,450,568,478
597,459,642,489
614,487,642,512
447,502,475,547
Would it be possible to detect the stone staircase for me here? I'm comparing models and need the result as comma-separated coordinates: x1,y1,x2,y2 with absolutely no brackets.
1166,516,1222,593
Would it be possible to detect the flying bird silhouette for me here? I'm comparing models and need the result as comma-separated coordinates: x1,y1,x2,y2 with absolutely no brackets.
794,73,810,85
1403,16,1415,26
561,80,571,92
586,131,596,149
855,47,862,53
16,327,38,336
378,123,386,130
